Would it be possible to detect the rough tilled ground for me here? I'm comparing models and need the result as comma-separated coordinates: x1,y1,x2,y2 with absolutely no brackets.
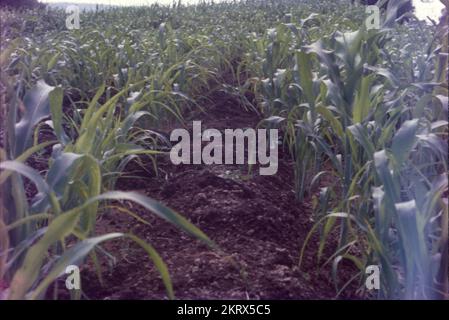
78,91,357,300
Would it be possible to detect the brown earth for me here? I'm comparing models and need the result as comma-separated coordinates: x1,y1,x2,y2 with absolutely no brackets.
75,90,360,300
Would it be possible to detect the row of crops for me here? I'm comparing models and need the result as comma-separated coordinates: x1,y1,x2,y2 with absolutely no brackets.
0,0,447,299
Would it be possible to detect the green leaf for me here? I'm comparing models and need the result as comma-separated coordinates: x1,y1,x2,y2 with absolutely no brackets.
47,52,60,71
0,161,49,194
31,233,124,299
14,80,54,156
7,190,212,299
295,50,315,108
92,191,213,247
127,234,174,299
49,87,70,145
347,123,376,159
353,75,374,123
391,119,419,167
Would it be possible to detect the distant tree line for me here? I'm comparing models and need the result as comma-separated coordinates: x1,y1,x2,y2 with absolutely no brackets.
0,0,44,9
0,0,416,21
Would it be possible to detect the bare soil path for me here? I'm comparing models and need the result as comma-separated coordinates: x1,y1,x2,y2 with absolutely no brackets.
81,89,355,300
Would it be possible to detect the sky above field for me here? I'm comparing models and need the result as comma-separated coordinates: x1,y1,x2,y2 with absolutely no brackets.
39,0,445,21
